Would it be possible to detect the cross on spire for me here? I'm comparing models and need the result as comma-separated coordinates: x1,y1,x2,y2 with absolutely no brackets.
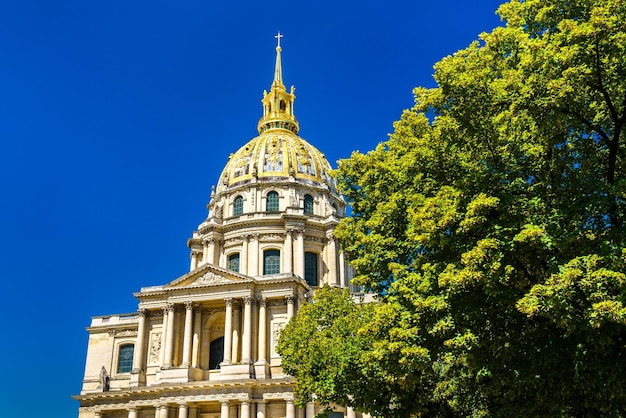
275,32,283,48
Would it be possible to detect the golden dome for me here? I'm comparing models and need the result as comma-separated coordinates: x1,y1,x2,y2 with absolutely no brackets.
215,33,338,195
216,132,338,193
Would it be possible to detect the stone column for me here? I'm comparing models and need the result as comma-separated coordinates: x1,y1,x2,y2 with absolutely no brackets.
163,303,176,368
205,238,216,265
327,234,338,286
220,401,230,418
160,404,170,418
249,234,259,276
256,401,266,418
241,401,251,418
160,306,169,366
132,309,147,373
306,402,315,418
242,297,253,363
191,307,202,368
178,403,188,418
232,302,241,363
286,296,295,320
190,250,200,271
241,235,249,275
188,404,198,418
222,298,233,365
294,230,305,279
257,298,267,363
182,302,194,367
286,400,296,418
284,229,293,273
128,407,138,418
339,251,346,287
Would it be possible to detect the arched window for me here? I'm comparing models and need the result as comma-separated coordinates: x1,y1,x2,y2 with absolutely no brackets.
263,249,280,275
117,344,134,373
233,196,243,216
209,336,224,370
304,194,314,215
266,191,279,212
228,253,240,272
304,252,318,286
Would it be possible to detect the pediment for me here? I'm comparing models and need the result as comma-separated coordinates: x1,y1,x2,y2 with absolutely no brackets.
164,264,252,289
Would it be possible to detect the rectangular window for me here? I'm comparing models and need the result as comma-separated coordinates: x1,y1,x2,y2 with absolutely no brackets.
118,344,134,373
228,253,240,272
266,191,279,212
263,249,280,275
304,252,318,286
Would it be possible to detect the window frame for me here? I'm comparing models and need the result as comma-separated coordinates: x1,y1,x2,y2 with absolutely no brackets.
303,194,314,215
304,251,319,286
117,343,134,374
228,253,240,272
266,191,279,212
263,249,281,275
233,196,244,216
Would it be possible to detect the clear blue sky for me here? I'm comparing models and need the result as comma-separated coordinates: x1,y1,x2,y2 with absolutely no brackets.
0,1,504,416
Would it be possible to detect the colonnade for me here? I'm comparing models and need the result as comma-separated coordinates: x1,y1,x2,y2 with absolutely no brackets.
132,296,297,373
93,399,360,418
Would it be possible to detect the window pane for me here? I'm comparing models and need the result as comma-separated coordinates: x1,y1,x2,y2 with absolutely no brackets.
118,345,134,373
266,191,279,212
263,249,280,275
234,196,243,216
228,253,240,272
304,194,314,215
304,252,318,286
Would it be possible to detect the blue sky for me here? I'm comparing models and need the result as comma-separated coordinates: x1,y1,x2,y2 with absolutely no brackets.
0,1,503,416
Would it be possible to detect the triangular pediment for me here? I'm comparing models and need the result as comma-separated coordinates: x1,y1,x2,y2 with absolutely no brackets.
164,263,252,289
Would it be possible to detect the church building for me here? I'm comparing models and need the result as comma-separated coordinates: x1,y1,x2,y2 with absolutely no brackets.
74,35,366,418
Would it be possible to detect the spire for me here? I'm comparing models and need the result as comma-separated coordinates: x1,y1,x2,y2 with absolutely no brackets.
258,32,299,135
273,32,283,86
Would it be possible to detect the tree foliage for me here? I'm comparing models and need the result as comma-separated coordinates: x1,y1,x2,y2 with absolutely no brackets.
282,0,626,416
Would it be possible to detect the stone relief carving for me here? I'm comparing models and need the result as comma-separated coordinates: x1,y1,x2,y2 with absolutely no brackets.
193,271,228,286
108,329,138,337
271,321,286,357
149,332,162,365
260,233,283,242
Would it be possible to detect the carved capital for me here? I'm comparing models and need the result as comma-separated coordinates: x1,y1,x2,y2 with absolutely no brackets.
242,296,253,306
165,303,175,313
285,295,295,304
184,301,194,310
224,297,233,307
138,308,147,318
258,297,267,307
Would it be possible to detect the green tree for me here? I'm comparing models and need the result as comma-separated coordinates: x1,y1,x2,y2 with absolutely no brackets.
329,0,626,416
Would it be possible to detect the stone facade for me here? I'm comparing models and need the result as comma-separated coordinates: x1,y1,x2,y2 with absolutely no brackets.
74,36,368,418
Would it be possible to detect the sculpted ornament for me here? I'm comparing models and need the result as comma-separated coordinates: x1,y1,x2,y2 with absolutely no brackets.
271,321,286,357
193,271,228,285
149,332,161,365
